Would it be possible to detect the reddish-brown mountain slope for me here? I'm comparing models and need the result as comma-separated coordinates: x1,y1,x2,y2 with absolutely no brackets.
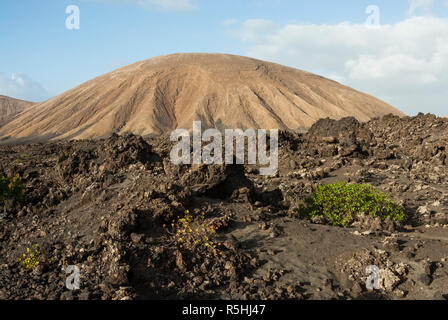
0,53,404,141
0,95,34,127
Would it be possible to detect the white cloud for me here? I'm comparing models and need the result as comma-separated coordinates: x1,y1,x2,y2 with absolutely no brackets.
0,73,49,102
233,16,448,116
408,0,435,15
88,0,195,11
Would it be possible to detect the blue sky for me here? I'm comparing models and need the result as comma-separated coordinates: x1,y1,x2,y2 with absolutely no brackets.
1,0,447,115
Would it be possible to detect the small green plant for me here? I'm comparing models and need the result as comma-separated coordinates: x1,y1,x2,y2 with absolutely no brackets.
14,154,28,163
166,210,223,256
295,182,406,227
0,174,25,205
17,245,41,269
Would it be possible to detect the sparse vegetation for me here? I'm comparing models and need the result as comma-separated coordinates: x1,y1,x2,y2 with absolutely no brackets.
0,174,25,205
295,182,406,227
17,245,41,270
14,153,28,163
167,210,223,256
1,114,447,300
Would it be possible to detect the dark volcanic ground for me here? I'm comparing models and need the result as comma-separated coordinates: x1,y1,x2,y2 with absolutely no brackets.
1,113,448,300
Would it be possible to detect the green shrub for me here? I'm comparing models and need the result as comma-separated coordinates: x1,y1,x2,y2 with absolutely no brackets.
295,182,406,227
0,174,25,205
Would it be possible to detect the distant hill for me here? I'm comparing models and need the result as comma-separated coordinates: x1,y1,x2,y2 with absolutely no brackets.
0,95,34,127
0,53,404,141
